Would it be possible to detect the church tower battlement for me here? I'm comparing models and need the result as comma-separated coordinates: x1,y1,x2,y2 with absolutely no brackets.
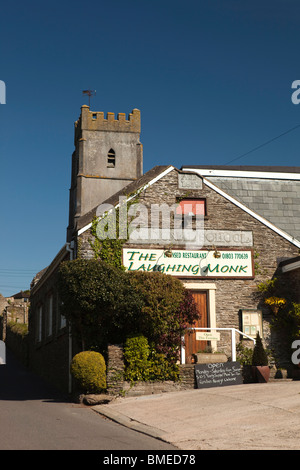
75,106,141,139
67,105,143,242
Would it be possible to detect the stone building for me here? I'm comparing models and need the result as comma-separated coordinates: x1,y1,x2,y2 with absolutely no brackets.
67,106,143,243
28,105,300,394
1,291,29,341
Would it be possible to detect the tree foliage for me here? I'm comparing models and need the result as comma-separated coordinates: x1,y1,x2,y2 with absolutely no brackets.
57,259,200,364
123,335,179,382
56,259,143,350
128,271,200,362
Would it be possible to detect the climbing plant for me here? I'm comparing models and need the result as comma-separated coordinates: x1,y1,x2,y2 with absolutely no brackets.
88,189,143,269
257,275,300,358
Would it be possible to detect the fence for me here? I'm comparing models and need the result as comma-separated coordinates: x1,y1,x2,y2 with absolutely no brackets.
181,327,256,364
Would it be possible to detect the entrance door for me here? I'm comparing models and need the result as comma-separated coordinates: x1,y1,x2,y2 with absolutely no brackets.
184,291,208,364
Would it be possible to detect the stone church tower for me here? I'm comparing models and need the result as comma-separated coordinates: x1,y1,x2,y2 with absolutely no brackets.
67,105,143,241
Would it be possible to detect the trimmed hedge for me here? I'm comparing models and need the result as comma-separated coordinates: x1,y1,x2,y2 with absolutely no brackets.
123,335,179,382
70,351,106,393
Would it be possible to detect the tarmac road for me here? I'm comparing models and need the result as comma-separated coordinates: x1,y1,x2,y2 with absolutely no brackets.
4,347,300,452
0,349,176,451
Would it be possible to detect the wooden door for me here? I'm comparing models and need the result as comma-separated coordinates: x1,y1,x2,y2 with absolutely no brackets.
184,291,208,364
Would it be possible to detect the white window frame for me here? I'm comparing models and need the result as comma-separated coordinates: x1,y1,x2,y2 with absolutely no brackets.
47,295,53,337
58,298,67,329
37,305,43,342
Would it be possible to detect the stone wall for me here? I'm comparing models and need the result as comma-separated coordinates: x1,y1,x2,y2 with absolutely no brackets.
5,326,29,367
107,344,196,397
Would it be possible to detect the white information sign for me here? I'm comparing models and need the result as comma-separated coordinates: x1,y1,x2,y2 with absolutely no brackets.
196,331,221,341
123,249,254,278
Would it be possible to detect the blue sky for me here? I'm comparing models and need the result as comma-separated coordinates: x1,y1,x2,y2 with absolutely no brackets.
1,0,300,296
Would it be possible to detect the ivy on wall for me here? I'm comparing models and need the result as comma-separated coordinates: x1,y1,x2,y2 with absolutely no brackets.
88,189,143,269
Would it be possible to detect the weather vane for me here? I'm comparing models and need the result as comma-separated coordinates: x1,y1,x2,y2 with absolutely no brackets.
82,89,96,107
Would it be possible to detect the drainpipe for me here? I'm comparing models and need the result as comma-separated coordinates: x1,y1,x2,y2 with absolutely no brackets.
65,241,75,394
66,241,74,260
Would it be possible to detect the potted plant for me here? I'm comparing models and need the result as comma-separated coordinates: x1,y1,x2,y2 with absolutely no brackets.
196,347,228,364
264,296,286,315
251,332,270,383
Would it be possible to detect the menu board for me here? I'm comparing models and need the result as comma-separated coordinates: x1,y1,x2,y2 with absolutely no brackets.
195,362,243,389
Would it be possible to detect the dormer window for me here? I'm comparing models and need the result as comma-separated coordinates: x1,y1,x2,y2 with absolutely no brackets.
107,148,115,168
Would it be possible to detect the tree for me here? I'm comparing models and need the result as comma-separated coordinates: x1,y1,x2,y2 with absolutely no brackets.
252,332,269,366
56,259,143,350
57,260,200,365
127,271,200,363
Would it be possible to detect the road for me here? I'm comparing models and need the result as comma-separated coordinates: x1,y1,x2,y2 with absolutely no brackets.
0,349,176,451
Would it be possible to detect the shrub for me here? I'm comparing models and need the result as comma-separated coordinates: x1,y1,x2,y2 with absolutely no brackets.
123,335,179,382
236,342,253,366
70,351,106,393
252,332,269,366
147,350,179,382
7,321,28,338
128,271,200,363
57,259,143,349
123,335,151,382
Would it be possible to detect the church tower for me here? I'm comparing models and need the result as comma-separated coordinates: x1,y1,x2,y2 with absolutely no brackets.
67,105,143,241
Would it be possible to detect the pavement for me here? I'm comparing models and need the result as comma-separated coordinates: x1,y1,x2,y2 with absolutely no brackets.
92,381,300,450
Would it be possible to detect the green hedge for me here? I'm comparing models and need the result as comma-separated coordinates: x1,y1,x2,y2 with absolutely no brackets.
70,351,106,393
123,335,179,382
7,321,28,338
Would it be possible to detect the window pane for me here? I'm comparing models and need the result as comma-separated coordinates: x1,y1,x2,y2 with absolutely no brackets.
176,199,205,215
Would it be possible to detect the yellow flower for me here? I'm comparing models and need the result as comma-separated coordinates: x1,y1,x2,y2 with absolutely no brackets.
265,297,286,307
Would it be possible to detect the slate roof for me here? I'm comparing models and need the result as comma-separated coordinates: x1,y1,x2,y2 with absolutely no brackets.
183,165,300,174
181,166,300,242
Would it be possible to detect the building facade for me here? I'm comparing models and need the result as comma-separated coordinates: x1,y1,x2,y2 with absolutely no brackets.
77,165,300,364
28,106,300,394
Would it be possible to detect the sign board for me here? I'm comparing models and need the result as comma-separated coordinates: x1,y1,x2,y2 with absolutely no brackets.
0,341,6,365
195,362,243,389
127,229,253,247
196,331,220,341
204,230,253,247
123,249,254,278
241,309,263,339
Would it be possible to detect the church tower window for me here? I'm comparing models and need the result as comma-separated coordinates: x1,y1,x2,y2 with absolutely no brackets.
107,148,116,168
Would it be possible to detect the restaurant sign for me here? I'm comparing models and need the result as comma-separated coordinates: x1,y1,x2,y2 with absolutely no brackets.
123,249,254,278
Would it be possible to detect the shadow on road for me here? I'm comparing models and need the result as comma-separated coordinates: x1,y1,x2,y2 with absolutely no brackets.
0,348,68,403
